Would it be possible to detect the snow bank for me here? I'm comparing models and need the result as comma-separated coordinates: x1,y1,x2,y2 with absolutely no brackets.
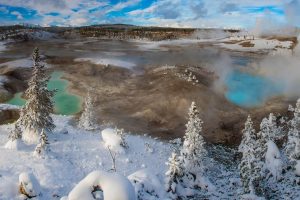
0,103,19,110
67,170,136,200
0,58,49,69
75,57,136,69
0,58,34,69
265,140,282,180
101,128,124,153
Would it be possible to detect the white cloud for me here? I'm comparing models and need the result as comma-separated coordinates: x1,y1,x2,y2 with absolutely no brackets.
128,5,157,16
107,0,141,13
11,11,23,19
0,0,298,28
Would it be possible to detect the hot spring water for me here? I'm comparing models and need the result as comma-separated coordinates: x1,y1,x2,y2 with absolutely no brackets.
225,70,283,108
7,71,81,115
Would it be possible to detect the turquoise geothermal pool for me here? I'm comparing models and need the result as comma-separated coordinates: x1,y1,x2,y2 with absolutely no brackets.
225,70,283,108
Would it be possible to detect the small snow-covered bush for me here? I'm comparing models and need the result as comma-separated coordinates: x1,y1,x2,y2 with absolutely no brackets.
101,128,125,153
128,169,166,200
19,172,41,198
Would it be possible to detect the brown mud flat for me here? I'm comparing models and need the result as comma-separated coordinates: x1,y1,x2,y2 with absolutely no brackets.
48,57,291,146
0,39,294,145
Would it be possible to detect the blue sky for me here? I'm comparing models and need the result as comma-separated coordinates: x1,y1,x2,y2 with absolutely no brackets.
0,0,299,28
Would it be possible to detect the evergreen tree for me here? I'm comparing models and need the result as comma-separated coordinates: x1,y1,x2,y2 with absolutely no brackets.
20,48,55,144
181,102,207,174
256,113,282,171
239,115,264,196
78,90,97,130
8,120,22,141
34,129,49,157
259,113,282,142
285,99,300,167
165,152,183,198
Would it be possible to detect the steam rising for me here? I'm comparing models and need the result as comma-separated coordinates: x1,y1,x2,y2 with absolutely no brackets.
257,35,300,98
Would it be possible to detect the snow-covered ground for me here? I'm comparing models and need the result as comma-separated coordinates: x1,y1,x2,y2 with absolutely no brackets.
0,58,33,68
134,39,210,51
74,57,136,69
0,103,19,110
0,57,50,69
1,107,300,199
0,41,7,53
0,114,172,199
217,37,293,52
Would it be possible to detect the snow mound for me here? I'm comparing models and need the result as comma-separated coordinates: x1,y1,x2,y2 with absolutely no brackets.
128,169,166,200
101,128,124,153
4,139,24,150
75,57,136,69
67,170,136,200
19,172,41,198
265,140,282,180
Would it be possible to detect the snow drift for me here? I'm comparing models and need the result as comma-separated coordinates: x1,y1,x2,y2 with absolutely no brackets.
66,170,136,200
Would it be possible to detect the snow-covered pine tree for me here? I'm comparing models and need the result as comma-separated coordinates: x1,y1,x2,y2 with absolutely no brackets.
78,90,97,130
259,113,282,142
181,101,207,174
165,152,183,198
20,48,55,144
285,99,300,168
178,101,214,198
8,120,22,141
33,129,49,157
239,115,264,196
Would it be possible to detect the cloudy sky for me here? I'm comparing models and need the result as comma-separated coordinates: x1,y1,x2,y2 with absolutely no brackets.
0,0,299,28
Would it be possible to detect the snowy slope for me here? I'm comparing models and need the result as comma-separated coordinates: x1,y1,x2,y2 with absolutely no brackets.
1,114,299,199
0,115,172,199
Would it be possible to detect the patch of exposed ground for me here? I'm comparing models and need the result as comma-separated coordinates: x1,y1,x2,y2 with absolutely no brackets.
47,57,290,145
